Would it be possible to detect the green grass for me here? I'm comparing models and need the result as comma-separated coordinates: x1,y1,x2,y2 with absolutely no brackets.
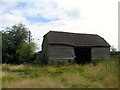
1,58,118,88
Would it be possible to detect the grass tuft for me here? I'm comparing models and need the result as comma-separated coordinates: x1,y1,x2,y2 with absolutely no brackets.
2,58,118,88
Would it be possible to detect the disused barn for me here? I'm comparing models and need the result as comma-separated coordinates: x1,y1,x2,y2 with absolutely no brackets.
42,31,110,64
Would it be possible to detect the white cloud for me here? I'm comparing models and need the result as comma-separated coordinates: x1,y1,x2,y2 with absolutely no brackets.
1,13,28,27
1,0,119,51
3,13,23,22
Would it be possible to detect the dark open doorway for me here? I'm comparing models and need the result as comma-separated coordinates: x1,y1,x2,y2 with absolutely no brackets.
74,47,91,64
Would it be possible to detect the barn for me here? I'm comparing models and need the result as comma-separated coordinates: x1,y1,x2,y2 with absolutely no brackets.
42,31,110,64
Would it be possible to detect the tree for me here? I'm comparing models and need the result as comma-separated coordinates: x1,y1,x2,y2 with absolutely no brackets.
2,23,36,64
111,45,117,52
16,42,36,63
0,31,2,64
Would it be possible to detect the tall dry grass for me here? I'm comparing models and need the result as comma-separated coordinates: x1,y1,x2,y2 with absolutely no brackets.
3,77,65,88
2,64,33,71
2,58,118,88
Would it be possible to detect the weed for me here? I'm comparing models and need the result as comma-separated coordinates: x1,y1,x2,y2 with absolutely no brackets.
2,58,118,88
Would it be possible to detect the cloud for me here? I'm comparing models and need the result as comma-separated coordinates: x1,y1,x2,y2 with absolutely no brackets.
66,8,80,19
1,0,81,22
15,2,28,9
1,13,27,28
0,0,119,51
3,13,24,22
26,16,59,23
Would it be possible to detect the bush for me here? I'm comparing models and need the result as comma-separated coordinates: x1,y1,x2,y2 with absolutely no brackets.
16,42,35,64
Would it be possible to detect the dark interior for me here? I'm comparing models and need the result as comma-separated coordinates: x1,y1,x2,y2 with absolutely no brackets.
74,47,91,64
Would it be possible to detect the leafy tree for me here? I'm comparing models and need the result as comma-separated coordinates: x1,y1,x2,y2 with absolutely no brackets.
16,42,36,64
0,31,2,63
2,23,36,64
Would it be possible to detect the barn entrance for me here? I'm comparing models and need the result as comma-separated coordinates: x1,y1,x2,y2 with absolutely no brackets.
74,47,91,64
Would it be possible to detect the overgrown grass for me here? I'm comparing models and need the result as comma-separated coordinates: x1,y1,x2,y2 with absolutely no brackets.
0,64,2,89
2,58,118,88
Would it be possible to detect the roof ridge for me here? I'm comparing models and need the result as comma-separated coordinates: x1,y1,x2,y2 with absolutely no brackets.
48,30,98,36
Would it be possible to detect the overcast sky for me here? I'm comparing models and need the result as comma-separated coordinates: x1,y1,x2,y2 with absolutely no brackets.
1,0,119,51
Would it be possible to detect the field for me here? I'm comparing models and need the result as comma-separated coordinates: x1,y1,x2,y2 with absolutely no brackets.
1,58,118,88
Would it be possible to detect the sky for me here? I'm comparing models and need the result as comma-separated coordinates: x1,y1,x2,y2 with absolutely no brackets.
1,0,119,51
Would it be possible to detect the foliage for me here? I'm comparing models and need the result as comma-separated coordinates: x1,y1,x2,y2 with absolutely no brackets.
2,58,118,88
16,42,36,63
2,23,36,64
110,45,117,52
0,31,2,64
